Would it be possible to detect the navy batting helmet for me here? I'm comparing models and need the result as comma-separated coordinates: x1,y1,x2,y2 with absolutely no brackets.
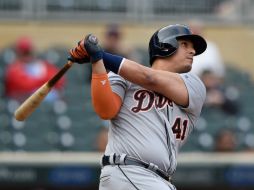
148,24,207,65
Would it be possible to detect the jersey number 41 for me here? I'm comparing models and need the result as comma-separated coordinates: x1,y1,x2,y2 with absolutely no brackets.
172,118,188,141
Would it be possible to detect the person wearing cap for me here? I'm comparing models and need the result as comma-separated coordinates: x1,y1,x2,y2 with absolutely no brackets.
102,24,132,58
4,36,65,102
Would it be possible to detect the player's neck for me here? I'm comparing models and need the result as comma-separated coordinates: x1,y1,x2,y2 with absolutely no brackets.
151,59,176,72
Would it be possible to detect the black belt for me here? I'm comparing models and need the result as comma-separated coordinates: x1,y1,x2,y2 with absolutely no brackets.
101,154,170,181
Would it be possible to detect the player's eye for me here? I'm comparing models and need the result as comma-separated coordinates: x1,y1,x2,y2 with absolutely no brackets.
180,41,188,47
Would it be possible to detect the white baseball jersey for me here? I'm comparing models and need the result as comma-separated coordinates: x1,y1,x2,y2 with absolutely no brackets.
105,71,206,176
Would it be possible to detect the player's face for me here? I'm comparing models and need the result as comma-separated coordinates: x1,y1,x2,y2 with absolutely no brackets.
170,39,196,73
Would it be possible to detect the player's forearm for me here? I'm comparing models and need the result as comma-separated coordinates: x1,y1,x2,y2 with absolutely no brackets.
91,61,122,120
92,60,107,74
93,56,156,90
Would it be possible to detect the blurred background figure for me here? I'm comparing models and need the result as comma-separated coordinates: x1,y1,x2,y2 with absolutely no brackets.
214,129,237,152
95,123,108,152
95,120,109,152
189,19,225,80
102,23,132,58
4,36,65,102
200,70,239,116
189,19,240,116
215,0,243,19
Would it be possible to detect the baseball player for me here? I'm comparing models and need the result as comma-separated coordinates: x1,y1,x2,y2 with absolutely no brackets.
69,24,207,190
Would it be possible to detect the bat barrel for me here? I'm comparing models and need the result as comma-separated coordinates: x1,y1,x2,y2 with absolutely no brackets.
14,83,52,121
14,61,74,121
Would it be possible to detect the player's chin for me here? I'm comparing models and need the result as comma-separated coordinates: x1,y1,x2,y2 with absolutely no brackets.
182,64,192,73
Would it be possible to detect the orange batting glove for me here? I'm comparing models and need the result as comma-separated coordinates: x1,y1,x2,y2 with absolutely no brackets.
68,38,90,64
68,34,103,64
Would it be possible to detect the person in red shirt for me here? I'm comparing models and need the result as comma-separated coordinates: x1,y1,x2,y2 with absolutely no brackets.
4,36,65,102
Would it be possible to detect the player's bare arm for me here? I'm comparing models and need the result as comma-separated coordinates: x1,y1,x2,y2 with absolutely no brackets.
92,59,107,74
119,59,189,106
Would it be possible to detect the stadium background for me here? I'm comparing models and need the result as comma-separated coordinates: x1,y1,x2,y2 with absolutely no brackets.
0,0,254,189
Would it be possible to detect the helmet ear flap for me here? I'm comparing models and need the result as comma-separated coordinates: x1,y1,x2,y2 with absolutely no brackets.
165,38,178,48
159,38,178,50
149,31,179,66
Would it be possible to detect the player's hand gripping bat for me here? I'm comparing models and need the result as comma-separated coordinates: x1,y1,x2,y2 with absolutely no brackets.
14,61,74,121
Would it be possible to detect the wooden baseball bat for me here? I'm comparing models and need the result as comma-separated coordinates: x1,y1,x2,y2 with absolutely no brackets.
14,61,74,121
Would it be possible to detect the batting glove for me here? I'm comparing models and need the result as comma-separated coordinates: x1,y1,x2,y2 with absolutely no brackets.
68,39,90,64
83,34,103,63
68,34,103,64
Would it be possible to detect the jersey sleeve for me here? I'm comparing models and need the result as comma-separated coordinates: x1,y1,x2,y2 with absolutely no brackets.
180,73,206,117
108,71,128,101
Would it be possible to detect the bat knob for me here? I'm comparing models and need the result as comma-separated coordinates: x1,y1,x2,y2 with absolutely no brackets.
87,34,98,45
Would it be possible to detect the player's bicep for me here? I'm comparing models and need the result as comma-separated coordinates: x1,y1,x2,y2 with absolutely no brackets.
149,71,189,107
118,59,188,106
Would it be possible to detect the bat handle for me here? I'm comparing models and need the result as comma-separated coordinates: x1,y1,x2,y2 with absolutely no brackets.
48,61,74,87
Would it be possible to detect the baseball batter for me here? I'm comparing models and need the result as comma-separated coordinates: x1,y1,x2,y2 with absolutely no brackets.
69,24,207,190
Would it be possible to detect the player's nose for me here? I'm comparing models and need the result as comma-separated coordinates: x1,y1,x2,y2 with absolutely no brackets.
190,46,196,55
187,41,196,55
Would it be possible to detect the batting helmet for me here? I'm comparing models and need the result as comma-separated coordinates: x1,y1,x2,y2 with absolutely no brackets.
148,24,207,65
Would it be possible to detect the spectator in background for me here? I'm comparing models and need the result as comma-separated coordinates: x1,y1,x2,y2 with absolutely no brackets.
96,127,108,152
4,36,65,102
214,129,237,152
200,70,239,115
189,20,240,116
102,24,132,58
95,120,109,152
189,19,225,80
215,0,243,19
